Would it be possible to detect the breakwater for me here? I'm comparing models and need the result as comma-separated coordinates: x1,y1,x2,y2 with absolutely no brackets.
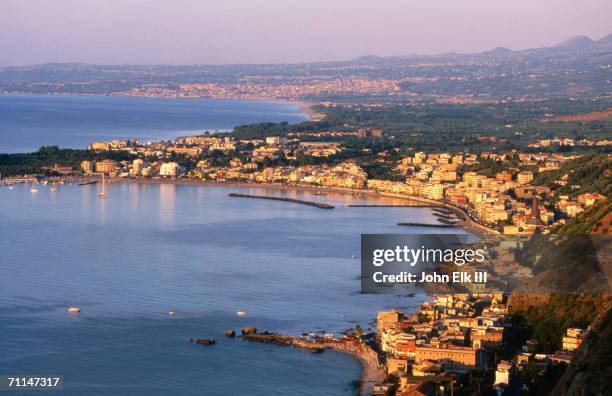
242,332,384,396
228,193,334,209
348,204,438,208
398,222,459,228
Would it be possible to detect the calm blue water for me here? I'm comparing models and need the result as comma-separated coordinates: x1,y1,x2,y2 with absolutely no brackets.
0,95,307,153
0,182,450,395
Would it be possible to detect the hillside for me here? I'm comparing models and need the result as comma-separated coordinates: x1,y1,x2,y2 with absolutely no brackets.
553,301,612,396
540,107,612,123
533,154,612,198
509,294,611,352
555,200,612,234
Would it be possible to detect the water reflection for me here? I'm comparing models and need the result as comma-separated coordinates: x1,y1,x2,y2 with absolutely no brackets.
159,183,177,226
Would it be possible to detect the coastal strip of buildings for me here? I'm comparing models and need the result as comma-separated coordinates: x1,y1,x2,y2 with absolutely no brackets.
69,131,610,235
5,130,607,235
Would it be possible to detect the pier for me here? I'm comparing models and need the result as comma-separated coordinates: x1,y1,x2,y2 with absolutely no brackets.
397,222,459,228
228,193,335,209
0,177,37,185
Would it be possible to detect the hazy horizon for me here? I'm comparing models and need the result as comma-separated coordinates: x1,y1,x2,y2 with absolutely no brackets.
1,0,611,66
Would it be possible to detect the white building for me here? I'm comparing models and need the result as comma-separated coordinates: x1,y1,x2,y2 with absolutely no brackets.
159,162,182,177
494,360,513,385
265,136,288,145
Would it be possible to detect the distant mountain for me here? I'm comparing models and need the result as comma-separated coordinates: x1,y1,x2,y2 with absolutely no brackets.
594,33,612,47
555,35,595,49
482,47,513,55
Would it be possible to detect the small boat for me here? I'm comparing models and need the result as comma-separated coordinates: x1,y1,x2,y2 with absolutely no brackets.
8,186,13,190
236,311,247,317
30,187,38,193
351,254,357,259
50,186,58,192
168,311,176,317
68,306,81,314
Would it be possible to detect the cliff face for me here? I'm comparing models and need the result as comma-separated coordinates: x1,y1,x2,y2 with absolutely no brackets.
553,304,612,396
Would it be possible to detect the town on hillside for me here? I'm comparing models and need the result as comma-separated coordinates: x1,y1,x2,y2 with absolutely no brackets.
370,293,588,395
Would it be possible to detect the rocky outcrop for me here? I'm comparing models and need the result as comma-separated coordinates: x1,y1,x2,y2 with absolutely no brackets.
241,326,257,335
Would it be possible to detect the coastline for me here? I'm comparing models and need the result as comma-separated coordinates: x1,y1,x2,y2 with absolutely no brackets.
0,94,312,153
243,332,385,396
10,175,497,236
297,101,326,122
7,176,495,394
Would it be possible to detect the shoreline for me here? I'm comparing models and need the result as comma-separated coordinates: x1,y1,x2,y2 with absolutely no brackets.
8,176,496,393
0,92,315,118
243,333,384,396
0,94,313,152
115,178,496,235
9,175,497,236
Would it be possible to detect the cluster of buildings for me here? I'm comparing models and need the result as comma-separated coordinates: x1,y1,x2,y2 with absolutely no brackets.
375,294,587,395
87,135,346,160
526,137,612,148
84,134,608,235
198,161,368,189
114,78,402,100
81,159,185,178
369,150,607,234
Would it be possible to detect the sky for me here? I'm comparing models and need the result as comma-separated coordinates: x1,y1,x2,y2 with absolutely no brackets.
1,0,610,66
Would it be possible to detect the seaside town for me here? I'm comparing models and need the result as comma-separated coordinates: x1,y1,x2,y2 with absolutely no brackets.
9,130,607,236
371,293,588,395
2,3,611,396
240,292,593,395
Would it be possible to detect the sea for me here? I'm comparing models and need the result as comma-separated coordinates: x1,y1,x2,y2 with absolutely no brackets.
0,95,457,395
0,94,308,153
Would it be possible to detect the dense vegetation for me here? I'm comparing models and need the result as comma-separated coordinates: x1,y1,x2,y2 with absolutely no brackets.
224,100,612,154
230,120,331,139
317,100,612,147
0,146,134,176
460,156,521,177
533,153,612,198
511,294,610,353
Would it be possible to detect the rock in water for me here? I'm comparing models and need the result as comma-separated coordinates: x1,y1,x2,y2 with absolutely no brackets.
241,326,257,335
196,338,216,345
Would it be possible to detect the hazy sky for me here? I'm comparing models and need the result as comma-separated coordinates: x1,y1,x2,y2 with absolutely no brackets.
1,0,610,66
